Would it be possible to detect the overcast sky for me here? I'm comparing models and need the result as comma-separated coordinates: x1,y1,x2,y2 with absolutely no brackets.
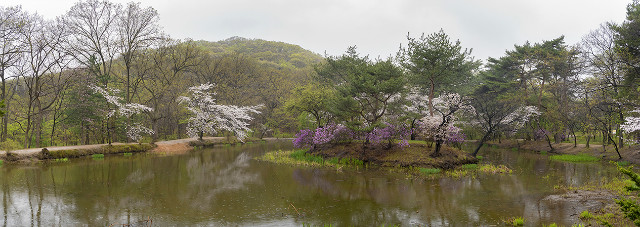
3,0,631,63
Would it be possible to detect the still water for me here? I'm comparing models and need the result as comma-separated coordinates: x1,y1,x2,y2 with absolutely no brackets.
0,141,621,226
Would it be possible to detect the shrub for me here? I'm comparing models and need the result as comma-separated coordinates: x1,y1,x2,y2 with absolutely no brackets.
0,139,21,151
615,165,640,225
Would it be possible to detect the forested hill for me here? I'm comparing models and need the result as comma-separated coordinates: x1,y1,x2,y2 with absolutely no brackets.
195,36,324,69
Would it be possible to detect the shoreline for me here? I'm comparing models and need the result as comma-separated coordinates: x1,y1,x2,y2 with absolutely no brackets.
0,137,287,163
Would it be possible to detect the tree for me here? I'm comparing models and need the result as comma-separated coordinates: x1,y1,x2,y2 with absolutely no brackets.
117,1,161,103
582,23,629,148
416,93,473,157
177,83,261,141
0,6,26,142
398,29,480,116
15,13,70,148
284,83,334,128
612,0,640,99
62,0,121,86
315,46,406,136
470,93,540,157
90,85,153,143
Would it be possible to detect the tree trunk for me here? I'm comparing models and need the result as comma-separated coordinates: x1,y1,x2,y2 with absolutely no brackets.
585,134,590,148
432,140,442,157
472,132,491,157
608,135,622,159
428,80,434,117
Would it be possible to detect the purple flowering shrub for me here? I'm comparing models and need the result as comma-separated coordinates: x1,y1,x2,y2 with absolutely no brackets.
293,129,314,149
445,126,465,149
293,122,412,149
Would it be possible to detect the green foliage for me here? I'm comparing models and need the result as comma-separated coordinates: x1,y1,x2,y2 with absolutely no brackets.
549,154,600,163
580,210,594,219
91,154,104,159
289,149,324,164
315,47,406,132
616,165,640,226
419,168,441,175
123,152,133,156
461,164,478,169
398,29,480,96
0,138,22,151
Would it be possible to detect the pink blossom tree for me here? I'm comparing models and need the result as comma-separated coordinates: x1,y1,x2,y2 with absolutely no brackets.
416,93,473,157
178,83,261,141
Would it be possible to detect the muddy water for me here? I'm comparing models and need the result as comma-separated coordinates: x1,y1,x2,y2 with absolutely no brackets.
0,142,621,226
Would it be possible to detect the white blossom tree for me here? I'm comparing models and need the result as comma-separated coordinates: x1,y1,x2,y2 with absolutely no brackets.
416,93,474,156
178,83,261,141
470,95,540,157
90,84,153,143
621,109,640,144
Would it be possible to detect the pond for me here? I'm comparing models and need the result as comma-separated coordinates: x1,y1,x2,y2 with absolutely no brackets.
0,141,621,226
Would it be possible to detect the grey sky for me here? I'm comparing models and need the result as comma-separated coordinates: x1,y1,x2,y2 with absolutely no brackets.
3,0,630,63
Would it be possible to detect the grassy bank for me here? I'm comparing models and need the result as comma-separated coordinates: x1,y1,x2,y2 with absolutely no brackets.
549,153,600,163
39,143,156,160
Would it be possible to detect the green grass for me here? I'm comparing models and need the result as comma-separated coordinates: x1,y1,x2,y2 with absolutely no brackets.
54,158,69,162
508,217,524,226
461,164,478,169
549,153,600,163
289,149,324,164
580,210,593,219
476,155,483,160
257,150,364,168
91,154,104,159
419,168,441,175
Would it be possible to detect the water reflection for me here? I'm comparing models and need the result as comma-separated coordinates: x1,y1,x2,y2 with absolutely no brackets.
0,142,622,226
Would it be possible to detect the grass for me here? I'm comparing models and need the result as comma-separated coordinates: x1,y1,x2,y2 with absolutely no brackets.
580,210,593,219
54,158,69,162
257,150,364,168
461,164,478,169
123,152,133,156
91,154,104,159
419,168,441,174
478,164,512,174
549,153,600,163
503,217,524,226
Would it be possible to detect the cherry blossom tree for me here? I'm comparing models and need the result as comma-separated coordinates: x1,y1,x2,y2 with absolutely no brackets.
90,85,153,143
178,83,261,141
621,109,640,143
416,93,473,157
470,95,540,157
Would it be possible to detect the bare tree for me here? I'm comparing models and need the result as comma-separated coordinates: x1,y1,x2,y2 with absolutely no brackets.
62,0,121,86
117,2,161,103
15,14,69,148
0,6,26,142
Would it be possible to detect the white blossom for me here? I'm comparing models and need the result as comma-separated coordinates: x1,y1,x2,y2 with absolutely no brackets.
90,84,155,141
416,92,472,141
126,123,155,142
502,106,540,130
621,109,640,134
178,83,262,141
